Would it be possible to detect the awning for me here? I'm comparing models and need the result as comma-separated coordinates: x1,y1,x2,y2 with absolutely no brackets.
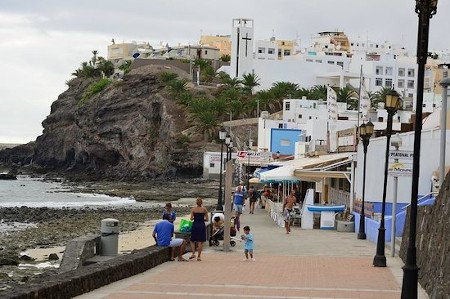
260,165,299,183
292,153,353,182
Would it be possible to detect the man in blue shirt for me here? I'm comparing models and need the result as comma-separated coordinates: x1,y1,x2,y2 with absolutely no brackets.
233,186,245,231
152,214,187,261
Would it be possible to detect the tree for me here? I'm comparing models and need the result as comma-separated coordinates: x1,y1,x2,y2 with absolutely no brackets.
91,50,98,66
337,86,358,110
220,54,231,62
309,85,328,100
97,57,114,77
241,73,260,95
372,87,395,109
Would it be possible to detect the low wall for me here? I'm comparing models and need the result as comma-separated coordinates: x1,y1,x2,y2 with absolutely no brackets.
0,246,171,299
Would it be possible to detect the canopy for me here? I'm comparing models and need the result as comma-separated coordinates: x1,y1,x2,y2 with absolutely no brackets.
260,165,299,183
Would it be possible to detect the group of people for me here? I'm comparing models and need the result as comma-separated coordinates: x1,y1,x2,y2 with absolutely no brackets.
153,195,255,262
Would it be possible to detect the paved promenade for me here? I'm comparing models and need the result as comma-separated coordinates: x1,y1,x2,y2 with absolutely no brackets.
78,206,428,299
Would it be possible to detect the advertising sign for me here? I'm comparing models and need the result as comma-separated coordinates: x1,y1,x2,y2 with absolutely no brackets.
388,150,413,177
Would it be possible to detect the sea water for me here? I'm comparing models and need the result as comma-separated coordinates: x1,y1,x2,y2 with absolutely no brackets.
0,175,136,208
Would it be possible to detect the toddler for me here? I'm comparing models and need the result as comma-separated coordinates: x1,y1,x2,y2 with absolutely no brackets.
241,226,255,261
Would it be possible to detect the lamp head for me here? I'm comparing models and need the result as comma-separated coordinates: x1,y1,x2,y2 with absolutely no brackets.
359,123,367,138
365,121,374,136
219,127,227,140
415,0,438,17
229,141,233,148
385,90,401,113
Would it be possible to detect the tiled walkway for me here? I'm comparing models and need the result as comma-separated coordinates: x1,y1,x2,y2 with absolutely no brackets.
78,205,428,299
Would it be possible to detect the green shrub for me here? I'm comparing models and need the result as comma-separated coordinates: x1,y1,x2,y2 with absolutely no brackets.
79,78,112,107
159,72,179,83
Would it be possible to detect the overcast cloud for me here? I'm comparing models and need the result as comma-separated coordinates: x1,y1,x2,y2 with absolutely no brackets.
0,0,449,143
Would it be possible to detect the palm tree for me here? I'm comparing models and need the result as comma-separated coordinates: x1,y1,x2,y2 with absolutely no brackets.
337,86,358,110
309,85,328,100
372,87,395,109
269,82,299,111
91,50,98,67
241,73,260,95
167,79,188,96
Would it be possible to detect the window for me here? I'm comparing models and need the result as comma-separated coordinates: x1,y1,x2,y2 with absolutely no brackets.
378,117,384,122
315,60,322,63
258,47,265,54
444,71,448,78
351,43,354,46
407,69,415,77
284,50,291,56
306,59,313,62
337,61,344,68
398,79,405,88
398,68,405,77
278,123,284,128
298,114,303,119
385,67,393,75
407,80,415,89
268,48,275,55
285,102,290,111
313,103,317,108
309,116,312,119
408,93,413,98
376,44,379,48
376,78,383,86
376,66,383,75
422,103,426,107
385,78,393,87
328,61,335,64
278,50,282,57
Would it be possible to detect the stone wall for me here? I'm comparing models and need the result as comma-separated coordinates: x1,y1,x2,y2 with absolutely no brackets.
0,246,170,299
400,174,450,297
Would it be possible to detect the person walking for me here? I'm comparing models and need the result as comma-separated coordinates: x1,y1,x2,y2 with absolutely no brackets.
241,226,255,261
248,186,257,214
283,191,296,234
189,198,208,261
233,186,245,232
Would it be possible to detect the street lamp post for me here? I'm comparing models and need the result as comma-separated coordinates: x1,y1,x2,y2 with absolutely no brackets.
373,90,401,267
402,0,438,296
357,121,374,240
217,128,227,211
228,141,234,161
247,146,251,192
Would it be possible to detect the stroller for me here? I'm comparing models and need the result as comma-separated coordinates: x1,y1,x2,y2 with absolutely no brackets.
210,216,237,247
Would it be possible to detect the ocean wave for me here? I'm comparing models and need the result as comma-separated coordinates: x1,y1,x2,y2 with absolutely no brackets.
0,196,136,208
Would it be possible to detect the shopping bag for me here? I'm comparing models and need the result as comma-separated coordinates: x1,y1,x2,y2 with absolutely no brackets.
178,219,193,232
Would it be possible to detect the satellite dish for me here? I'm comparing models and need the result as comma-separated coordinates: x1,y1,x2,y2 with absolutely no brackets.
132,52,140,59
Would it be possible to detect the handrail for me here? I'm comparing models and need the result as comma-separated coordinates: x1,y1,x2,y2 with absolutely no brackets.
401,192,438,210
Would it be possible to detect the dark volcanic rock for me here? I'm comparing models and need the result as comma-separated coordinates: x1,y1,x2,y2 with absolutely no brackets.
0,251,18,266
1,64,207,180
48,253,59,261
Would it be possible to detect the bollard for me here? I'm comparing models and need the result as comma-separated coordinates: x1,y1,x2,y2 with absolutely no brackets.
100,218,119,256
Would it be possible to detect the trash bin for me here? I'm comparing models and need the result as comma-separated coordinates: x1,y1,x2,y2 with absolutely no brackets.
100,218,119,256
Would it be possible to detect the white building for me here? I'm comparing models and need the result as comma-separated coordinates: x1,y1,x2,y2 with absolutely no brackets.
255,39,278,61
349,53,418,110
203,152,237,178
230,18,254,78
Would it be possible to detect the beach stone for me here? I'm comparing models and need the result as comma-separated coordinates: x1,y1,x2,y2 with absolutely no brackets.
0,273,11,281
18,255,34,262
0,251,18,266
48,253,59,261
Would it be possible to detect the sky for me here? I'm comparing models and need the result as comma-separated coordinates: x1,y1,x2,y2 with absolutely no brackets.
0,0,449,143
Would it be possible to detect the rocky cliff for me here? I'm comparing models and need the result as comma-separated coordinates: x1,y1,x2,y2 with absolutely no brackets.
400,175,450,297
2,63,212,180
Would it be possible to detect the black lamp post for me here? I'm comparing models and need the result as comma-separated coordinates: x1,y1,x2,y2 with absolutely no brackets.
402,1,438,297
357,121,374,240
246,146,251,192
217,127,227,211
373,90,401,267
